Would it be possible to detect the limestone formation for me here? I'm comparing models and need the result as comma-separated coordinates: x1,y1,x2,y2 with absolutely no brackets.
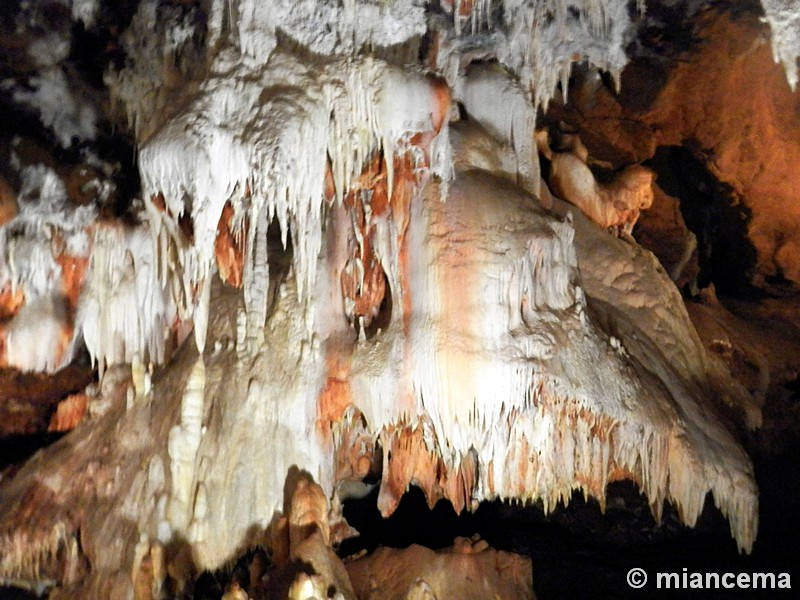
1,1,794,598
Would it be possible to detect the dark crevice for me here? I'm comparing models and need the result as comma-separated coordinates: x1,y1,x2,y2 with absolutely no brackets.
0,432,66,472
362,270,392,340
646,145,757,296
0,587,42,600
338,480,779,599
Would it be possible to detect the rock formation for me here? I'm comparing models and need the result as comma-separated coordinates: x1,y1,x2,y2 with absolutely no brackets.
0,0,797,598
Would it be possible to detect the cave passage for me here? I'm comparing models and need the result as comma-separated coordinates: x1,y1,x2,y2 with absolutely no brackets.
647,146,758,296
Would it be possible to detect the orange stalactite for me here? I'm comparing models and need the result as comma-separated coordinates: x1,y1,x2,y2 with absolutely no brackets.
336,83,441,327
340,155,388,328
428,75,452,135
378,425,439,516
55,322,74,370
317,343,354,430
150,193,166,213
365,162,389,218
376,422,478,517
318,378,352,426
46,232,91,366
55,253,89,314
0,285,25,321
323,159,337,204
391,153,419,236
215,201,245,288
340,255,386,327
333,416,376,484
441,451,478,515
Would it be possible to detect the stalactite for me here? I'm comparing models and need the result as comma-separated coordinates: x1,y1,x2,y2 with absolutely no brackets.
760,0,800,89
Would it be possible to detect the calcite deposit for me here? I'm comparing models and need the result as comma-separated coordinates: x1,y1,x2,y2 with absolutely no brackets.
0,1,796,598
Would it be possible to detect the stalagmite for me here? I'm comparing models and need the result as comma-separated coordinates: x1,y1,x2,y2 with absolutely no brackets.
167,357,206,532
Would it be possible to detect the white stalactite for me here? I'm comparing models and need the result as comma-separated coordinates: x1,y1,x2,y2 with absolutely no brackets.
5,294,71,373
137,51,451,337
760,0,800,89
243,206,270,350
77,222,178,374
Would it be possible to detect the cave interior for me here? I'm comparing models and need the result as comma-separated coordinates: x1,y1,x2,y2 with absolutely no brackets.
0,0,799,598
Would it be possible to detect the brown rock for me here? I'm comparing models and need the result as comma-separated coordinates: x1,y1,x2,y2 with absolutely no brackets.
346,541,534,600
0,176,19,225
48,393,89,432
0,365,94,436
635,183,699,289
551,9,800,287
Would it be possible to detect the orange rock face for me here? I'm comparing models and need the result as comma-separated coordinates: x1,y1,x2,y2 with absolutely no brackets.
555,8,800,286
346,539,534,600
0,176,19,226
48,393,88,432
0,285,25,321
645,13,800,285
0,367,94,442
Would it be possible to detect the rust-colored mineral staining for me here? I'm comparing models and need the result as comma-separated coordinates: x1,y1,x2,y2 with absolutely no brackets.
215,201,245,288
318,343,354,429
48,393,88,432
54,251,89,314
150,193,167,213
0,176,19,226
0,285,25,321
0,365,94,436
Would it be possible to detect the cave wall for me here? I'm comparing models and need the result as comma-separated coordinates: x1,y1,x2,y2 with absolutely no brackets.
552,2,800,287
